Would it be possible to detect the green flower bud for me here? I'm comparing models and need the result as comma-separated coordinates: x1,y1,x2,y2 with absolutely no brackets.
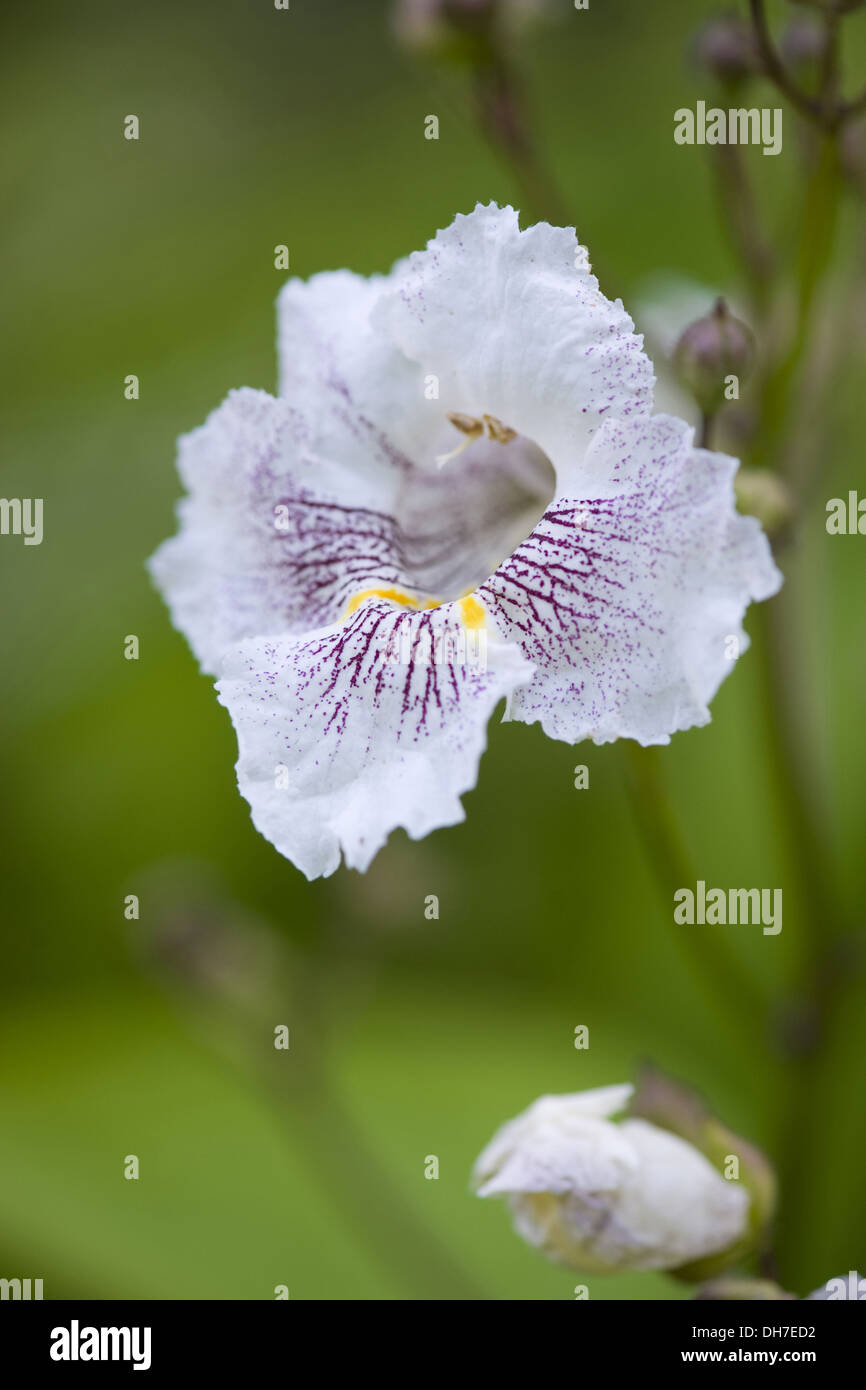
673,299,755,416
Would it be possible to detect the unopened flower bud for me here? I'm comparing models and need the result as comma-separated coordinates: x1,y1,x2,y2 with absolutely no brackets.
692,14,757,87
473,1084,750,1273
780,16,830,81
735,468,796,537
134,864,291,1019
628,1063,777,1281
673,298,755,415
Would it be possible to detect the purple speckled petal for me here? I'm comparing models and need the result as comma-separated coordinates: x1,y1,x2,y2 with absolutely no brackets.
149,387,416,674
216,598,533,879
149,387,556,678
480,414,781,745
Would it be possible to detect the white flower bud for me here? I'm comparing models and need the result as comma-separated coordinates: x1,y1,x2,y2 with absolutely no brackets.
473,1085,750,1273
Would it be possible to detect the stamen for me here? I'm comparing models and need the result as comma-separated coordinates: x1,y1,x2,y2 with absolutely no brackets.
448,412,486,437
436,411,517,469
435,435,479,469
482,414,517,444
436,413,484,469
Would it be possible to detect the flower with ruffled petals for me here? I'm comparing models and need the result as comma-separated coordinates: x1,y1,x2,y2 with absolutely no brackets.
150,205,781,879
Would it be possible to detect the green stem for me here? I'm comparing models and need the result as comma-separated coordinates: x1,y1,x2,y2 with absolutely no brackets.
469,47,621,293
473,55,572,229
753,601,843,971
757,137,843,468
698,410,715,450
752,592,855,1281
710,143,776,315
158,918,488,1301
269,1065,487,1300
622,743,770,1035
267,944,488,1300
739,74,851,1273
749,0,827,129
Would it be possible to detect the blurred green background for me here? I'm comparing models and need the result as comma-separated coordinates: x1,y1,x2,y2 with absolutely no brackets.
1,0,864,1299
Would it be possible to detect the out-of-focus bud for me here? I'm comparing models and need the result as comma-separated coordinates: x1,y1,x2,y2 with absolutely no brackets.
780,15,830,85
393,0,547,61
806,1270,866,1299
473,1084,750,1273
673,298,756,416
628,1063,777,1282
735,468,796,538
132,862,295,1035
692,13,758,87
696,1278,796,1300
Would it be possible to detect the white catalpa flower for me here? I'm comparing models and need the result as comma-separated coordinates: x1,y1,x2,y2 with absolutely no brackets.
473,1085,750,1273
150,204,781,879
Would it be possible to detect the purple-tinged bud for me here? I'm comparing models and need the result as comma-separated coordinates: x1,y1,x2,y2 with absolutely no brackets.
673,298,756,415
780,16,830,83
692,13,757,87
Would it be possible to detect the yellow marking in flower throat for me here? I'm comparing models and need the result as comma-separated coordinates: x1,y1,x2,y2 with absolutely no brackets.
459,594,485,629
343,587,425,618
343,587,486,630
